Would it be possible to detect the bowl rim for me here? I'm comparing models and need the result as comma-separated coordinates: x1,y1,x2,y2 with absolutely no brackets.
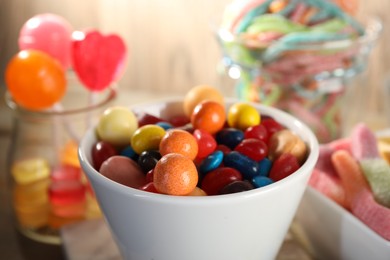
305,186,390,245
78,97,319,205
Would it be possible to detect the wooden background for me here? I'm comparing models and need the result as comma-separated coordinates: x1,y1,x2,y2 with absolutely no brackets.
0,0,389,128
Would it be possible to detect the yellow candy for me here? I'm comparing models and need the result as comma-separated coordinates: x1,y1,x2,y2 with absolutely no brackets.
187,187,207,196
13,179,49,206
12,158,51,185
15,203,49,228
131,124,166,154
227,102,261,131
378,137,390,164
96,106,139,147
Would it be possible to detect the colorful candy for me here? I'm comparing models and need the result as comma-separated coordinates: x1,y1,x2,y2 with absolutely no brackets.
227,102,261,130
5,50,67,111
91,86,308,196
159,129,198,160
183,84,225,117
12,158,51,185
131,125,166,154
153,153,198,196
310,123,390,240
18,13,73,68
96,106,139,147
218,0,376,143
193,129,217,159
99,155,147,188
350,124,390,208
191,100,226,135
72,30,127,92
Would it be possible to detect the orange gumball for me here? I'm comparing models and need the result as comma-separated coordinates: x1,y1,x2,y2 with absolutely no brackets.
5,50,66,110
159,129,198,160
183,85,224,117
191,100,226,135
153,153,198,195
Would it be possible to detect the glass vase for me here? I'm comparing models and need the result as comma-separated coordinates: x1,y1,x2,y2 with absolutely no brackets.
217,18,382,143
5,72,117,245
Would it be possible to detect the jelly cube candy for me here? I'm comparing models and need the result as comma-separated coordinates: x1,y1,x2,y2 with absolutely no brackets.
351,123,390,208
12,158,50,185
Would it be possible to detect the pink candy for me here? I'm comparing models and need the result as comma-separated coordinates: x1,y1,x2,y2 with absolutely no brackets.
311,123,390,240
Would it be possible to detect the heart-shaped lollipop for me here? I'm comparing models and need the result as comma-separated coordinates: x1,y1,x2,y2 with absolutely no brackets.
72,30,127,92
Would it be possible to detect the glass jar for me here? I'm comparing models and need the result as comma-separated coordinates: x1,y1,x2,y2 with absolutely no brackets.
5,73,117,245
217,17,382,143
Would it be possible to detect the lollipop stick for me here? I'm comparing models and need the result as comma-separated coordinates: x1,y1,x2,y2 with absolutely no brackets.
52,103,80,143
86,91,98,130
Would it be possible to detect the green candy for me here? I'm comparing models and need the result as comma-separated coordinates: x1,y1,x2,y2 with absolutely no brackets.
303,0,364,35
236,0,273,33
309,18,349,33
247,14,307,34
262,32,351,63
360,159,390,208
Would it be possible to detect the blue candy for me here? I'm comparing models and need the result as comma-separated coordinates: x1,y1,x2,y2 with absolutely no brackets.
258,158,272,177
216,128,244,149
156,121,173,130
120,145,137,160
223,151,259,179
252,176,274,188
198,150,224,176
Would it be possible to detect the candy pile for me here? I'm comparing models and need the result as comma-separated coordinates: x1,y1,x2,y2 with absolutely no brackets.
217,0,378,143
91,85,309,196
309,123,390,240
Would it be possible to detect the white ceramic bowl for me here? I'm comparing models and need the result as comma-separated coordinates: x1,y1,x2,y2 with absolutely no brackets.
295,185,390,260
78,99,319,260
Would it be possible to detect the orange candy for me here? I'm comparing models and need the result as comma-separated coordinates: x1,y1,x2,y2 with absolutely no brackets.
183,84,224,117
191,100,226,135
153,153,198,195
5,50,66,110
159,129,198,160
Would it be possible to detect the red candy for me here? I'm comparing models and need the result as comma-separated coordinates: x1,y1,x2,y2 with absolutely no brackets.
193,129,217,159
50,165,82,182
244,124,269,144
234,138,268,162
261,118,284,140
269,153,300,181
169,115,190,127
92,141,118,170
49,180,86,204
201,167,243,195
137,113,164,127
